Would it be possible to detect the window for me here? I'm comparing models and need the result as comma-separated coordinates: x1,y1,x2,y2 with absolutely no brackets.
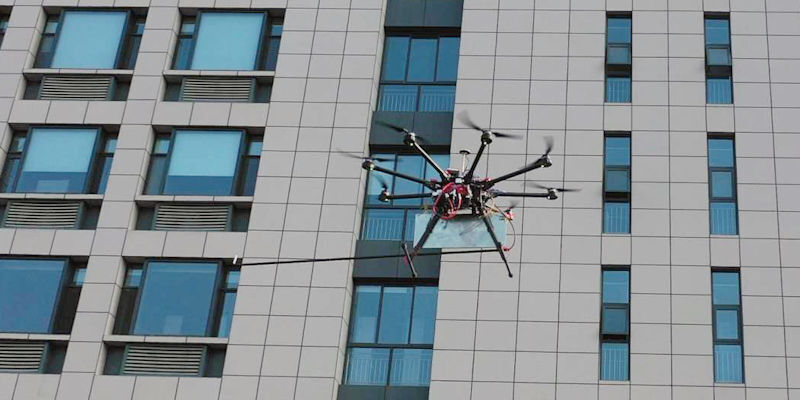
379,35,459,112
344,285,438,386
0,14,8,47
34,10,145,69
0,128,116,194
172,12,282,71
605,15,631,103
113,261,239,337
0,258,84,334
361,153,449,241
144,130,261,196
712,270,743,383
600,268,630,381
708,135,738,235
603,134,631,233
705,16,732,104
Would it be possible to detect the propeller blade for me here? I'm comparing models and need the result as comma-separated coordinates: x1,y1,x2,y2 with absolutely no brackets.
372,174,390,191
374,119,410,133
543,136,554,156
525,181,581,193
492,131,523,139
457,112,522,139
339,152,392,162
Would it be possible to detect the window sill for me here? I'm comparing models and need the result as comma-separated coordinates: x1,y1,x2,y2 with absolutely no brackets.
164,69,275,78
0,193,103,203
23,68,133,79
0,333,70,342
135,195,253,205
598,380,629,385
104,334,229,345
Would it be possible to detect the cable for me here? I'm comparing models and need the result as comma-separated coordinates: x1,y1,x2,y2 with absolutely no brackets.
236,248,499,267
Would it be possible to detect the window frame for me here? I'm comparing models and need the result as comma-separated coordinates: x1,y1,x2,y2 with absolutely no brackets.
710,268,745,383
0,257,72,334
599,266,630,381
707,133,738,235
704,14,733,104
603,132,631,234
42,8,135,69
605,13,632,104
127,259,227,337
2,126,112,194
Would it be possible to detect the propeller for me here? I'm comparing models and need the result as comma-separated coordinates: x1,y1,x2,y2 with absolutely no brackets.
542,135,554,156
458,112,522,139
373,120,427,143
525,181,581,193
339,151,392,163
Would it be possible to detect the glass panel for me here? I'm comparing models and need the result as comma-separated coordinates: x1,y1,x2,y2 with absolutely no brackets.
419,85,456,112
705,19,730,45
247,140,262,156
351,286,381,343
133,261,219,336
35,35,56,68
362,209,404,240
378,286,413,344
104,138,117,153
407,38,437,82
124,268,142,287
436,37,460,81
715,309,740,340
712,272,740,305
240,157,259,196
605,169,630,192
605,137,631,166
404,209,421,242
390,349,433,386
266,37,281,71
601,342,629,381
0,158,20,192
191,13,265,70
602,307,629,335
144,156,167,195
603,270,630,303
604,201,630,234
51,11,128,68
715,344,743,383
607,17,632,43
607,44,631,65
344,348,390,385
410,286,438,344
707,46,731,66
164,130,243,195
97,156,113,194
10,136,25,153
394,156,426,206
711,171,734,199
708,139,734,167
154,138,171,154
216,292,236,337
225,270,240,289
382,36,410,81
173,37,194,70
181,20,196,35
0,259,66,333
45,20,58,34
18,128,98,193
366,155,394,205
710,202,738,235
270,22,282,36
606,77,631,103
378,84,418,111
707,77,733,104
71,268,86,285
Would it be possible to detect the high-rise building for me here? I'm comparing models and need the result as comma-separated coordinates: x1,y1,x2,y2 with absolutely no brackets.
0,0,797,399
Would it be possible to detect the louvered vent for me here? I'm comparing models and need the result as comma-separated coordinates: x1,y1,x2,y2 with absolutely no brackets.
0,341,46,372
122,344,206,376
180,77,255,102
2,201,83,229
153,203,232,231
39,75,114,101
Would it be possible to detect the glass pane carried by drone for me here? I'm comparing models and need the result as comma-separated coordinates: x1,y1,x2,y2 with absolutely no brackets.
413,213,508,249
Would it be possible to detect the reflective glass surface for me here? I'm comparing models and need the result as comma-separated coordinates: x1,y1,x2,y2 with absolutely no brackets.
378,84,418,111
605,137,631,166
382,37,410,81
164,130,243,195
708,139,734,167
605,170,630,192
419,86,456,112
705,19,731,45
50,11,128,68
436,37,460,81
191,13,265,70
350,286,381,343
394,156,427,206
378,287,413,344
365,155,394,204
707,77,733,104
604,201,630,234
602,307,629,335
390,349,433,386
362,209,405,240
606,77,631,102
715,344,743,383
712,272,740,305
133,262,219,336
0,259,66,333
344,348,390,385
603,270,630,303
711,171,734,198
18,128,98,193
601,342,629,381
710,202,738,235
407,38,437,82
410,286,438,344
216,292,236,337
715,309,740,340
607,17,632,43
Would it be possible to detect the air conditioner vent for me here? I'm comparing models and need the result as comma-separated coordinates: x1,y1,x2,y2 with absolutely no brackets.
180,77,255,102
153,203,232,231
2,201,83,229
122,344,206,376
0,341,46,372
39,75,115,101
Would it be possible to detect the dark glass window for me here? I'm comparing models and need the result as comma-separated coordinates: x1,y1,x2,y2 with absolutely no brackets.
708,136,738,235
379,35,460,112
216,269,239,337
712,271,743,383
600,268,630,381
705,16,733,104
344,284,438,387
603,134,631,233
144,130,260,196
34,11,145,69
0,128,115,194
605,15,632,103
0,15,8,47
361,153,449,241
172,12,281,71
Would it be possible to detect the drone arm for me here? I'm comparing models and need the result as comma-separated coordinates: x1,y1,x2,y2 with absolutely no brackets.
367,163,438,190
381,192,436,201
464,140,488,182
490,191,551,198
408,140,449,180
411,213,441,256
481,211,513,278
483,156,551,188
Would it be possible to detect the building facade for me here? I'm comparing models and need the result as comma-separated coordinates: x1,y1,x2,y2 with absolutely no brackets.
0,0,798,399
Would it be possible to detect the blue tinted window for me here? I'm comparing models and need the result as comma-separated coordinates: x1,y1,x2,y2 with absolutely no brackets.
394,156,427,206
605,137,631,166
351,286,381,343
712,272,740,305
18,128,98,193
164,130,243,195
605,170,630,192
436,37,460,81
604,202,630,234
383,37,409,81
711,171,734,198
601,342,629,381
366,154,394,204
705,19,730,45
407,39,437,82
133,261,219,336
0,259,66,333
345,348,390,385
708,139,734,167
378,287,413,344
602,307,629,335
419,85,456,112
191,13,265,70
51,11,128,68
607,17,631,44
710,202,738,235
410,286,438,344
707,77,733,104
216,291,236,337
603,270,630,303
390,349,433,386
362,209,405,241
606,77,631,103
715,309,740,340
715,344,743,383
379,84,418,111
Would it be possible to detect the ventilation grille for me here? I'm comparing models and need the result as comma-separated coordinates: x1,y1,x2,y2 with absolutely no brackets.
0,341,46,372
153,203,232,231
180,77,255,102
3,201,83,229
39,75,114,101
122,344,206,376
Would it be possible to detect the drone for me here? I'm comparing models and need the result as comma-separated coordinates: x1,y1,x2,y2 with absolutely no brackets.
359,114,578,278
